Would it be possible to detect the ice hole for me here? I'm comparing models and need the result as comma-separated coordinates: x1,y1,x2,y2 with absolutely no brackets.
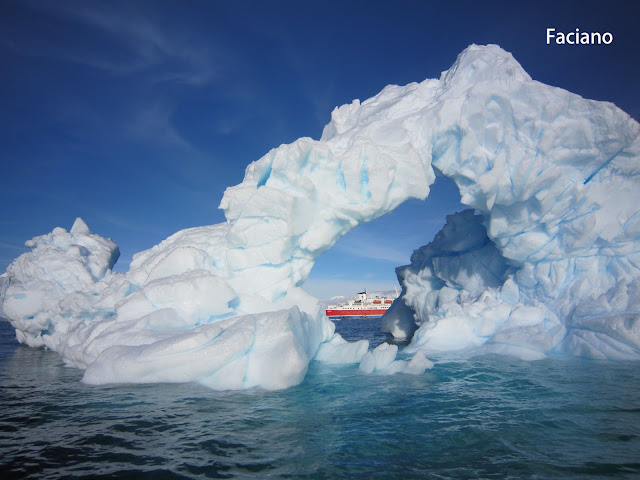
304,175,467,301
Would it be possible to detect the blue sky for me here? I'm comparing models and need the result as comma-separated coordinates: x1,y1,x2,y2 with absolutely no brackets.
1,1,638,299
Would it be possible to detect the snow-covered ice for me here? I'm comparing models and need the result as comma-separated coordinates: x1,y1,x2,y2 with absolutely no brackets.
1,44,639,390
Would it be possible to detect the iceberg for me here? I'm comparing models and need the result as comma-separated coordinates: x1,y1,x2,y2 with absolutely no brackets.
1,44,639,391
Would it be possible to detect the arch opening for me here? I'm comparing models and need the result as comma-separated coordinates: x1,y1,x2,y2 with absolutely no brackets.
303,175,466,301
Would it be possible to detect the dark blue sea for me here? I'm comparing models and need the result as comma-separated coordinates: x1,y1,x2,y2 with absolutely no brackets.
1,316,639,479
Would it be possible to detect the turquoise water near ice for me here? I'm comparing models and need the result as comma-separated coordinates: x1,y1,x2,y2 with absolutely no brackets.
1,317,639,479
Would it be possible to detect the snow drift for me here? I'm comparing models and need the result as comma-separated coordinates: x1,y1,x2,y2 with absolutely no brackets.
1,44,639,390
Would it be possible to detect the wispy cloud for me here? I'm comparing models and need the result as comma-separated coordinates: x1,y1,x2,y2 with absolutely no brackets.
122,100,229,195
99,214,167,237
333,228,412,265
334,239,409,265
0,241,27,251
0,242,28,272
20,1,220,86
127,102,193,151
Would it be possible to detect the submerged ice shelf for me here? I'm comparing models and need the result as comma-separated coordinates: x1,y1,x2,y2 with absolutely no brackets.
1,44,639,390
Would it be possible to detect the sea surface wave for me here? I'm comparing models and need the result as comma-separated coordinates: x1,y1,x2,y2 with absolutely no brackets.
1,317,639,479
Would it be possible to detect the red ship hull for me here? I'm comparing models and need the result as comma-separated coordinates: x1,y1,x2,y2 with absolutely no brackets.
325,308,388,317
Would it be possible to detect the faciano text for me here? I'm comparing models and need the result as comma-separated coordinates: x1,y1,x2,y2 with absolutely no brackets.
547,28,613,45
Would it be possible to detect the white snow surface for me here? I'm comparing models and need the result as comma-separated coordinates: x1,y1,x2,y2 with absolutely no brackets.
2,44,640,390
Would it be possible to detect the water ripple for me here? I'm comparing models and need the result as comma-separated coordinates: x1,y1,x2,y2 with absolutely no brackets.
1,319,639,478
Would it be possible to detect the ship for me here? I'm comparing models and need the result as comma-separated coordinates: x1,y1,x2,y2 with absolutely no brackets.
325,289,397,318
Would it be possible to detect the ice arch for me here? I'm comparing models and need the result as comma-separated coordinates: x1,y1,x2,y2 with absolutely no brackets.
2,45,640,391
221,44,640,360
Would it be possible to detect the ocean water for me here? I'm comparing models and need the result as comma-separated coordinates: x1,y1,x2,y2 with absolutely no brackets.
1,317,639,479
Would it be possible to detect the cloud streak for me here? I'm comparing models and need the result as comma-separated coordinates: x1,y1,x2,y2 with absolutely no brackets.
0,241,27,251
20,1,220,86
334,238,409,265
332,226,418,265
